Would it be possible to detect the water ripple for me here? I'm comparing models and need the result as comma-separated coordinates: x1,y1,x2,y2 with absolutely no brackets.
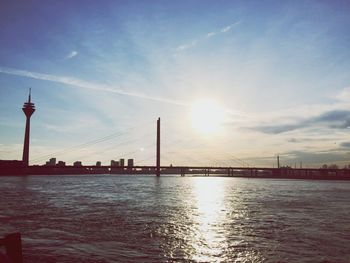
0,176,349,262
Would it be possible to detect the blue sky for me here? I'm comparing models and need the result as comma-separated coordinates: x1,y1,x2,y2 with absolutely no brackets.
1,0,350,167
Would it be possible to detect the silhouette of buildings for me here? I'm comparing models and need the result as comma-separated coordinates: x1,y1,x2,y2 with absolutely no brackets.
0,160,24,168
127,159,134,167
1,92,350,179
73,161,82,167
22,89,35,166
46,158,56,166
45,158,67,166
111,160,119,166
57,161,66,167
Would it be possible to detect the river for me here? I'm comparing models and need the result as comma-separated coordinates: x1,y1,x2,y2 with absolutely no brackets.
1,175,349,262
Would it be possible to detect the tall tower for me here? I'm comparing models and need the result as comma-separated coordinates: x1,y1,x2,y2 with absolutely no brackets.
22,89,35,166
156,117,160,176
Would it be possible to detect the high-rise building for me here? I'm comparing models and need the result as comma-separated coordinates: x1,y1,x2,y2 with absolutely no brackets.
111,160,119,166
50,158,56,166
119,158,125,167
96,161,101,167
22,89,35,166
73,161,82,167
127,159,134,167
46,158,56,166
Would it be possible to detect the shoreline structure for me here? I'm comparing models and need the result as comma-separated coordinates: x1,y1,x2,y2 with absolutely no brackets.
1,91,350,180
1,162,350,180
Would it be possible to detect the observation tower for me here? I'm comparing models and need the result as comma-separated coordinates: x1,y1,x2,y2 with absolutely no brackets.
22,89,35,166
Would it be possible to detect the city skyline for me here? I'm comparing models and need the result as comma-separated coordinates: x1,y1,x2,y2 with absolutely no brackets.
1,1,350,167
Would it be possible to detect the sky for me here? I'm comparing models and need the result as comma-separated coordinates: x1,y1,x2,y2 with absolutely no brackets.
1,0,350,167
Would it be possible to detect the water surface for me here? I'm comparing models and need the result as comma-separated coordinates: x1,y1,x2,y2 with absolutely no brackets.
1,175,349,262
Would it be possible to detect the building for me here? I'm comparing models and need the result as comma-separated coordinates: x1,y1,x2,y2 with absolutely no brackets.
57,161,66,167
22,89,35,166
127,159,134,167
119,158,125,167
111,160,119,167
96,161,101,167
45,158,56,166
73,161,82,167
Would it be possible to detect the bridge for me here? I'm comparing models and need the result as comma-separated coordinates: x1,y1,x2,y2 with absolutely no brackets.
2,163,350,180
1,92,349,180
1,117,350,179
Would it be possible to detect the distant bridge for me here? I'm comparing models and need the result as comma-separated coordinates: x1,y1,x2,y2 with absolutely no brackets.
4,94,349,180
2,164,350,180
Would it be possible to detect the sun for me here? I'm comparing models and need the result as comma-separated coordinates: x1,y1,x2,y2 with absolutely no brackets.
190,100,226,135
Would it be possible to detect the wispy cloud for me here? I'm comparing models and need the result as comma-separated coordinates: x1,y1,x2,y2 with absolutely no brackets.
335,87,350,102
340,142,350,148
206,32,216,38
246,109,350,134
0,67,187,106
287,137,333,143
220,25,232,33
175,21,241,53
65,50,78,59
176,40,198,52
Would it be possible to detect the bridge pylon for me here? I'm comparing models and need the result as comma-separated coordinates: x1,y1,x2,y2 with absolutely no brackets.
156,117,160,176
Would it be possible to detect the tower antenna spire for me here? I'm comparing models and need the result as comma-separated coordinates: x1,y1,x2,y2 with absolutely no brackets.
22,89,35,166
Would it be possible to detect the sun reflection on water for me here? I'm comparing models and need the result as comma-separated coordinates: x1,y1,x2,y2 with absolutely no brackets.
190,178,228,262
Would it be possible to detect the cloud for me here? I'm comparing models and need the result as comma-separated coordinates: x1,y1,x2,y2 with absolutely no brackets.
335,87,350,102
287,137,332,143
206,32,216,38
175,21,241,53
314,110,350,129
340,142,350,148
220,21,241,33
65,50,78,59
176,40,198,52
247,109,350,134
0,67,187,106
220,25,232,33
252,123,303,134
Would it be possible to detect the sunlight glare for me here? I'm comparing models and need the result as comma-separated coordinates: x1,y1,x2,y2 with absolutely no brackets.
191,100,226,135
191,178,228,261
